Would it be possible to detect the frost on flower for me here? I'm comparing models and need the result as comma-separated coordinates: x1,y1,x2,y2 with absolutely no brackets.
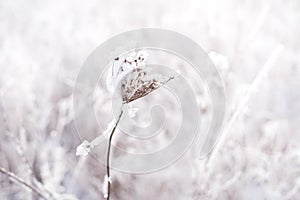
76,140,94,156
106,51,148,94
121,67,173,103
106,50,174,103
77,50,175,156
102,175,112,199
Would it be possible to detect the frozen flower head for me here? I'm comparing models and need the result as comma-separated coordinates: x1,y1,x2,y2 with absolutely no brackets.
121,67,173,103
76,50,174,157
106,50,174,103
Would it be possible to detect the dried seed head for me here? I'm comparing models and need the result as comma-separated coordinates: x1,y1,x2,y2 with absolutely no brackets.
121,67,174,103
106,51,174,103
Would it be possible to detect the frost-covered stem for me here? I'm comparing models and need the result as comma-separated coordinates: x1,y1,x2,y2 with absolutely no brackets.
106,109,123,200
206,44,283,166
0,167,50,200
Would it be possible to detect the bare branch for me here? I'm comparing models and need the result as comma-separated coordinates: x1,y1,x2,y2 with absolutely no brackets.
0,167,50,200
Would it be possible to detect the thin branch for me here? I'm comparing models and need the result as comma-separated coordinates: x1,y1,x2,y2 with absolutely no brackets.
202,45,284,186
0,167,50,200
1,93,55,200
10,133,57,200
106,110,124,200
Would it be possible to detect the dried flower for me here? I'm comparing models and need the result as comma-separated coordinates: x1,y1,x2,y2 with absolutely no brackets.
106,51,148,94
121,67,174,103
106,50,174,103
76,50,175,200
76,50,174,157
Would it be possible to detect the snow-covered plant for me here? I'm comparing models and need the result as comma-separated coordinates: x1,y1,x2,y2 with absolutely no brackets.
76,50,174,199
107,51,174,103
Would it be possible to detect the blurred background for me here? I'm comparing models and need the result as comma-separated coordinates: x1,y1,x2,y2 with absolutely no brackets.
0,0,300,199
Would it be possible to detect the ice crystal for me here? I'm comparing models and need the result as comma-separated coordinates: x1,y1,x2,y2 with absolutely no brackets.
75,140,94,156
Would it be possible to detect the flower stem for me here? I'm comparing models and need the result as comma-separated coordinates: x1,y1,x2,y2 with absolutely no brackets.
106,110,123,200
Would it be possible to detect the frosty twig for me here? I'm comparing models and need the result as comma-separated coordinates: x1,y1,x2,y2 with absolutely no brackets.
0,167,50,200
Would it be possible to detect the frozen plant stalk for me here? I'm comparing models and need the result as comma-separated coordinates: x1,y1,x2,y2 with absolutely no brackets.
102,175,112,199
76,50,174,199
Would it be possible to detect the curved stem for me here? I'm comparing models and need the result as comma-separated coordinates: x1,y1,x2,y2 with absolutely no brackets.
106,110,123,200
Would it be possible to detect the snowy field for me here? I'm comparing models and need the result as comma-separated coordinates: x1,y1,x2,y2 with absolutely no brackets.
0,0,300,199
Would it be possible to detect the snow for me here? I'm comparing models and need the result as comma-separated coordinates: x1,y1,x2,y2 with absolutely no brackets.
0,0,300,199
128,104,139,118
76,140,94,156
